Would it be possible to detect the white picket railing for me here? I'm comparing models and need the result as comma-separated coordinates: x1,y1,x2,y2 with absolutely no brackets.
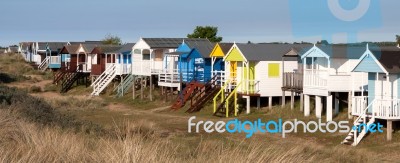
49,56,61,64
352,96,368,116
304,69,328,87
158,69,180,84
212,71,225,87
132,60,151,75
372,99,400,119
119,64,131,75
240,80,260,95
351,97,400,120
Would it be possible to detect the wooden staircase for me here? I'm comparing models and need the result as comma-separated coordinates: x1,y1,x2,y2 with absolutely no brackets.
170,80,204,110
91,64,117,96
213,98,236,117
213,81,242,117
38,56,50,71
114,74,135,98
60,67,85,93
342,100,376,146
186,75,220,113
53,71,66,84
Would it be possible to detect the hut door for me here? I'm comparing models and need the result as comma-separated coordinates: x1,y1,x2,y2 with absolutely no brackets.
230,61,237,80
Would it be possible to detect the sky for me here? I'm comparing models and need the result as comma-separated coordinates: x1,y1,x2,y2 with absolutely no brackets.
0,0,398,46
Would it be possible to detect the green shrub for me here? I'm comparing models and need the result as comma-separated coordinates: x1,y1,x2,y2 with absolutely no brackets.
0,72,30,83
0,86,105,135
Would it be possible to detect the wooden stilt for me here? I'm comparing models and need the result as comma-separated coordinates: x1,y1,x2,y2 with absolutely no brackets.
246,96,250,114
257,97,260,109
268,96,272,109
140,77,144,100
316,96,322,119
327,93,333,122
348,91,353,119
387,120,393,141
121,75,124,95
150,75,153,101
304,95,310,116
132,76,136,100
300,93,304,112
335,92,339,115
163,87,167,103
290,91,294,110
281,91,286,108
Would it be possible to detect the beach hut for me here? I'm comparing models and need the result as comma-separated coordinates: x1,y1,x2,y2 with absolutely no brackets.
113,43,136,97
342,45,400,146
295,44,372,122
57,44,93,93
159,38,212,85
210,43,233,85
167,39,222,111
90,44,135,96
19,42,34,62
33,42,68,70
213,43,306,117
131,38,187,100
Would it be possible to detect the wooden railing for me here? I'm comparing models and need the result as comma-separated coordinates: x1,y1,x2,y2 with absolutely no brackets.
373,99,400,119
240,80,260,95
49,56,61,64
304,69,328,88
158,69,180,84
213,79,231,113
212,71,225,87
115,63,131,75
283,72,303,90
352,97,400,120
225,81,242,117
132,60,151,75
352,96,368,116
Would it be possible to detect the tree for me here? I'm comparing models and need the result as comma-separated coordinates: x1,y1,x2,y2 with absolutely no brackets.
396,35,400,45
102,34,122,45
317,40,329,45
187,26,222,42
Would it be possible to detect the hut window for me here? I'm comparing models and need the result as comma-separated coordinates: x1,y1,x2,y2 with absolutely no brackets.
134,49,141,54
92,54,97,64
268,63,280,78
142,49,150,60
143,54,150,60
154,50,163,61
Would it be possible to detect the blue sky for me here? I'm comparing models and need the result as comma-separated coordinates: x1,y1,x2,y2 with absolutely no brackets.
0,0,398,46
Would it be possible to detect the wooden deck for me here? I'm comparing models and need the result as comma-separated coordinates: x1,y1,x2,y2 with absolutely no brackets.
238,92,261,97
282,72,303,93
